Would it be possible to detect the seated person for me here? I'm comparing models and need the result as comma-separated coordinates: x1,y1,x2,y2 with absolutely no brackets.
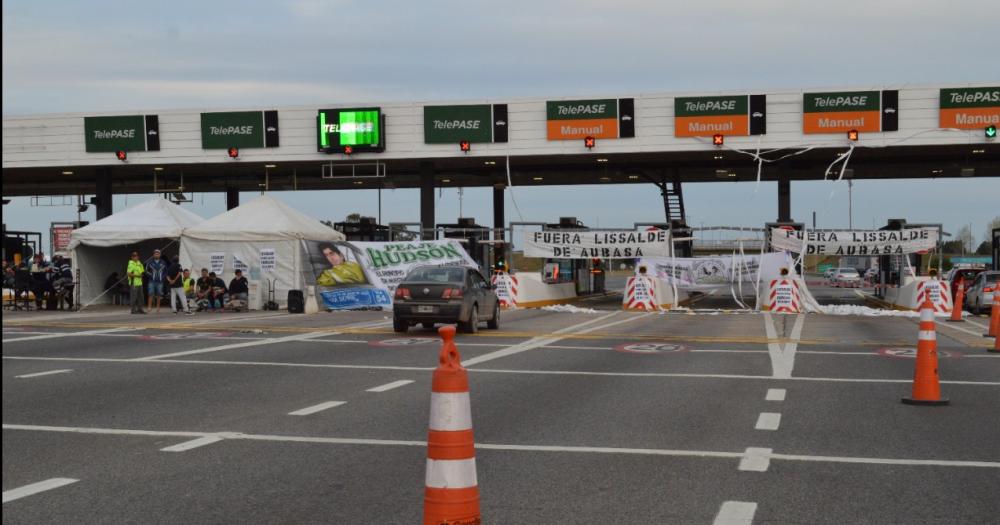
208,271,227,311
29,253,54,309
316,243,366,286
228,269,249,306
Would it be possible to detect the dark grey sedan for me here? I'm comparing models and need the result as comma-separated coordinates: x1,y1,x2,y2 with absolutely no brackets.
392,266,500,334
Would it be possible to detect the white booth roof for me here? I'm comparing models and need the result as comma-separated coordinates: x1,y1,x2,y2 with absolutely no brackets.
69,198,204,248
182,194,345,242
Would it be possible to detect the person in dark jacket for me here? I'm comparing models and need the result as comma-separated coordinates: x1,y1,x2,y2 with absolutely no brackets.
228,269,249,305
208,272,226,311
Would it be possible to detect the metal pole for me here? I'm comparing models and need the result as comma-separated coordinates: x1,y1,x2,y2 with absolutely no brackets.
848,180,853,230
378,184,382,225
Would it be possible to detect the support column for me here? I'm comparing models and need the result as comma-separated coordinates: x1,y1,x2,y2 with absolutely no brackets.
226,187,239,210
492,184,505,241
777,175,791,223
95,168,113,220
419,161,435,239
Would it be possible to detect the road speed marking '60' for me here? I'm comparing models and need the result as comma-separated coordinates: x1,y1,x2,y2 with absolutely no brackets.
614,342,689,355
369,337,438,347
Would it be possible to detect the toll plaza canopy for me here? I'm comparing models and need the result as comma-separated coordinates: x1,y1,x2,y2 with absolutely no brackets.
2,82,998,198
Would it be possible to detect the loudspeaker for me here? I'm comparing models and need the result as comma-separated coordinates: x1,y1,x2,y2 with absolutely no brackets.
287,290,305,314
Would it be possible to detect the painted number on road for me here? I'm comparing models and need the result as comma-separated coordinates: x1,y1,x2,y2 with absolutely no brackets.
877,347,958,359
614,342,689,355
370,337,438,347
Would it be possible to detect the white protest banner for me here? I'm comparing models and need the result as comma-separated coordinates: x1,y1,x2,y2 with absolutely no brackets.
636,253,793,290
523,229,671,259
303,240,479,310
260,248,276,273
209,253,226,274
770,228,938,255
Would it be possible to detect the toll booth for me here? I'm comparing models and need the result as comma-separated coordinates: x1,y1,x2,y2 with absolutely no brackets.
2,225,43,266
541,217,606,296
875,219,943,298
333,216,390,242
765,221,804,275
437,218,490,270
993,228,999,271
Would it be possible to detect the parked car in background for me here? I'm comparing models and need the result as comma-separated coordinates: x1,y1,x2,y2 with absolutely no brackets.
830,268,862,288
392,266,499,334
945,267,984,301
965,271,999,314
823,267,838,280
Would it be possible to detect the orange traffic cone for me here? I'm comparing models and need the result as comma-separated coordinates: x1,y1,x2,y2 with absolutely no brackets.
990,293,1000,353
902,299,949,406
424,325,481,525
946,278,964,323
985,292,1000,339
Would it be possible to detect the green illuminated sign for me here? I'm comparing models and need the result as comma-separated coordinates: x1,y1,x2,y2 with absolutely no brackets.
201,111,265,149
317,108,384,153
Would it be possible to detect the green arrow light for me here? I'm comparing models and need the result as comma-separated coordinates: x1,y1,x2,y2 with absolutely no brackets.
987,125,997,138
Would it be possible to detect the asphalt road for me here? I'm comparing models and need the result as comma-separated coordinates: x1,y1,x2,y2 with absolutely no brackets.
3,302,998,524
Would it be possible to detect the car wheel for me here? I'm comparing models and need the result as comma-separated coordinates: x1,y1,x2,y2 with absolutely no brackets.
422,322,435,330
487,303,499,330
393,318,408,333
462,305,479,334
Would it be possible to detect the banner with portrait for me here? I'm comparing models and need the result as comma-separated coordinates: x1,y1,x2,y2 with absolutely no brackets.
302,240,478,310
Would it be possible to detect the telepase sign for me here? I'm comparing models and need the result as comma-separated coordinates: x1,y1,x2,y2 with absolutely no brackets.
424,104,509,144
200,110,279,149
770,228,939,255
523,230,671,259
84,115,160,152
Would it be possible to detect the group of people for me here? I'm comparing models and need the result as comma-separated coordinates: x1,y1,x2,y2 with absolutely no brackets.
123,249,249,315
3,253,74,310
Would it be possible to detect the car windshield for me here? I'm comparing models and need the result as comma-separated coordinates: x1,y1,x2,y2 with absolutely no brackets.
838,269,859,275
986,273,1000,283
405,267,466,283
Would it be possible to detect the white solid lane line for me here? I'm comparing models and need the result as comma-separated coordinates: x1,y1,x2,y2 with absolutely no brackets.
134,331,330,361
461,311,622,367
5,424,1000,468
713,501,758,525
14,369,73,379
2,327,137,344
288,401,346,416
754,413,781,431
738,447,772,472
366,379,414,392
6,355,1000,385
2,478,79,504
936,319,994,339
765,388,786,401
160,435,224,452
762,313,804,379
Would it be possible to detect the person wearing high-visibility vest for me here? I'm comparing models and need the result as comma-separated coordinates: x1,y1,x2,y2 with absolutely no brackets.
126,251,146,314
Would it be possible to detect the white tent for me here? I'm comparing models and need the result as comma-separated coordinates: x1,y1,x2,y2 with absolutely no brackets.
179,195,345,309
70,198,204,307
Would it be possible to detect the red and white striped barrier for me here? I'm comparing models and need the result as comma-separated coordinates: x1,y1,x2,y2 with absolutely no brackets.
768,279,801,314
623,276,657,311
916,280,951,314
491,272,518,308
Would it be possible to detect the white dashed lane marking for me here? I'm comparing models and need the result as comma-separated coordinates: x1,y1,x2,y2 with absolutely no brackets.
713,501,758,525
160,435,224,452
738,447,772,472
14,369,73,379
754,413,781,431
288,401,346,416
366,380,414,392
765,388,786,401
2,478,79,504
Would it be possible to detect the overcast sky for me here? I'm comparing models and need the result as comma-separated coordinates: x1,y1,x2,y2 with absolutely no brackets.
3,0,999,252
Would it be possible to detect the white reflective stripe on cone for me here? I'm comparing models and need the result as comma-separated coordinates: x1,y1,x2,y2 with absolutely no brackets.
425,458,478,489
429,392,472,431
920,309,935,322
918,330,936,341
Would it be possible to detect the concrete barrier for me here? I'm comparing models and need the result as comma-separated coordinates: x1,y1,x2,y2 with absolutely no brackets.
511,272,578,308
